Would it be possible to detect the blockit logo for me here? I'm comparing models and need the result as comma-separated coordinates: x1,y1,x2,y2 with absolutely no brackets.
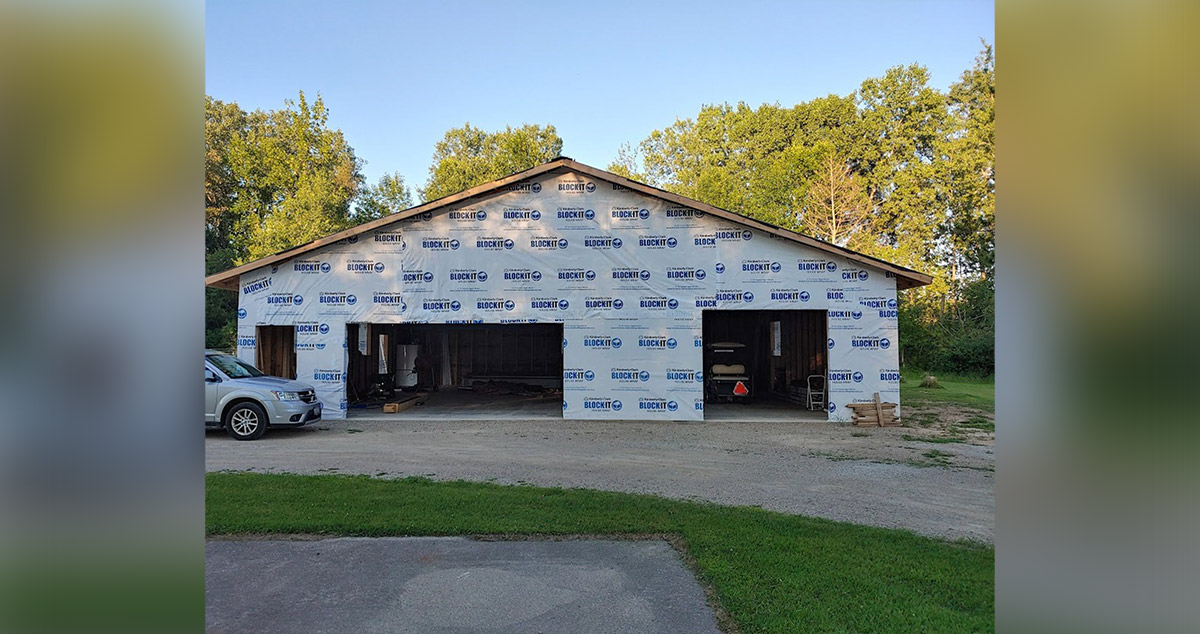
638,234,675,249
639,296,676,310
295,342,328,352
611,206,648,221
610,368,650,383
666,368,703,383
241,276,271,295
265,292,300,306
715,290,754,303
312,368,343,383
563,368,593,383
665,207,704,220
740,259,775,274
861,297,899,318
295,322,329,336
475,298,513,312
693,228,746,247
583,235,622,249
841,269,870,282
505,268,542,283
422,298,461,312
475,236,514,250
582,335,622,350
403,269,435,285
372,232,407,250
850,336,888,350
237,308,247,319
508,182,542,193
449,269,487,283
639,398,672,412
583,398,622,412
372,293,405,310
666,267,705,282
584,296,621,311
318,291,354,306
558,180,592,194
769,289,805,303
555,207,592,221
421,237,460,251
293,260,329,274
798,259,838,274
236,335,255,348
828,370,855,384
638,336,677,350
556,268,592,282
447,209,487,222
880,369,901,382
529,236,567,250
502,207,541,221
530,297,568,311
346,259,385,273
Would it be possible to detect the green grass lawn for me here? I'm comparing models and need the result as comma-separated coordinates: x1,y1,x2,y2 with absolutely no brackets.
207,472,993,633
901,369,995,413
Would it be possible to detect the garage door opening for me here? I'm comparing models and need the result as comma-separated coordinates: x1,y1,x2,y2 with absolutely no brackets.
345,322,564,419
702,310,827,421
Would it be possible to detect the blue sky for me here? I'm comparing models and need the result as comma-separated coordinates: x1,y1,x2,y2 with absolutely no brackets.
206,0,993,193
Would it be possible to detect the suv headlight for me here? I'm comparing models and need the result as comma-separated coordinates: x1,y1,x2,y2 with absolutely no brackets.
270,391,301,401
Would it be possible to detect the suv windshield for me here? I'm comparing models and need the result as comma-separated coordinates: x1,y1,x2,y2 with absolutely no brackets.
207,354,264,379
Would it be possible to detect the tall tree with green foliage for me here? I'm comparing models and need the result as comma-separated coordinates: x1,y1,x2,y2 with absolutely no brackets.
420,123,562,201
229,92,365,260
608,45,995,373
352,172,413,223
205,92,368,348
941,41,995,280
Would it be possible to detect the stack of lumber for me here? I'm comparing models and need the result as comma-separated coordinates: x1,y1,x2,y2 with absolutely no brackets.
847,393,901,427
381,393,428,414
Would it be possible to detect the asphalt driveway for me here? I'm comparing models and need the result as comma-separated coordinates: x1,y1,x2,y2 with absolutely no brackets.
206,537,721,634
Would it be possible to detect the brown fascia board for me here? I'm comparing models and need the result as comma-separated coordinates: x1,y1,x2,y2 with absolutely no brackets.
206,157,933,291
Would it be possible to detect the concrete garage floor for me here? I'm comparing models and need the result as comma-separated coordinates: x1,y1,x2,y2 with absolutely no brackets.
349,391,563,420
704,397,827,422
206,537,721,634
348,391,825,423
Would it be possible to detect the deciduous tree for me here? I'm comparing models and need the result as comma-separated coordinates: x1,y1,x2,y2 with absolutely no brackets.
420,123,562,201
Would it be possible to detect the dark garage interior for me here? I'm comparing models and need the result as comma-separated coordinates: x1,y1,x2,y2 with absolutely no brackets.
702,310,827,413
345,322,564,416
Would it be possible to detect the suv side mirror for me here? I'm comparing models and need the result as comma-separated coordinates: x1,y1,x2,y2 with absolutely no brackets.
205,369,220,383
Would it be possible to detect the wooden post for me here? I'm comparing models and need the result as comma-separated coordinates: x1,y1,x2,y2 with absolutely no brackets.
873,392,885,428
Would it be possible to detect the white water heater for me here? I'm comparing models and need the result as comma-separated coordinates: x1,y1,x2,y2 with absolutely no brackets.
394,344,421,388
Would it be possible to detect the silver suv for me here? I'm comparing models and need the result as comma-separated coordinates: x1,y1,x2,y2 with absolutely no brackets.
205,351,323,440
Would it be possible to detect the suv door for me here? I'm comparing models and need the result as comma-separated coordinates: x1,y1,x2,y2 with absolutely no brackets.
205,365,221,423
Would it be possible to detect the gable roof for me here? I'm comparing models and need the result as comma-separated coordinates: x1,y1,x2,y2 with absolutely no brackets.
206,157,933,291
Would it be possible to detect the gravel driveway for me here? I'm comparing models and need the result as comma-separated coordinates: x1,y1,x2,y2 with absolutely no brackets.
206,418,993,542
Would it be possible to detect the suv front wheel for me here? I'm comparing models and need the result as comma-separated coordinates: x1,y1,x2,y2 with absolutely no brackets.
224,401,268,441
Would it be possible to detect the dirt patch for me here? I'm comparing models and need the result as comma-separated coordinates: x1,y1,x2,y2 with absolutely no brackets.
798,401,995,472
901,401,995,446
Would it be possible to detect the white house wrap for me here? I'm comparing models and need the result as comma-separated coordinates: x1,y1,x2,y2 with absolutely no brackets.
213,159,928,422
